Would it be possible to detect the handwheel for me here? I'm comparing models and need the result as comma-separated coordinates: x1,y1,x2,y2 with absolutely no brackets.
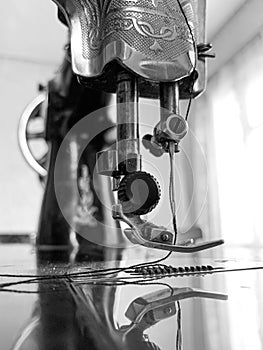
18,94,48,179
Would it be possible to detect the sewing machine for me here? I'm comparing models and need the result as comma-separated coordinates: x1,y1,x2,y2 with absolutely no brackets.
18,0,224,255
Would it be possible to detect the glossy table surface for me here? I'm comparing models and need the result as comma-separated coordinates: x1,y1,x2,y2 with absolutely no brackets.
1,239,263,350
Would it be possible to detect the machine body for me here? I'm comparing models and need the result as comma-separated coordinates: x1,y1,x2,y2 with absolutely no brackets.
19,0,223,254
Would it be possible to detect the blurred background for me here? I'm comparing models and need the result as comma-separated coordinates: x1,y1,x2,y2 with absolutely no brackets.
1,0,263,249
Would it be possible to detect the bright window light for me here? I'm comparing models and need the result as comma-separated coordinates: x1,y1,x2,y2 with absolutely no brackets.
212,89,253,245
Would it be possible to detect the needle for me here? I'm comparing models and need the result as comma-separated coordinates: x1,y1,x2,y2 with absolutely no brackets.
169,141,178,243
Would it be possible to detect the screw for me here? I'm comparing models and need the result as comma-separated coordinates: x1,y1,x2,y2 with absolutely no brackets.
164,307,173,315
161,233,170,242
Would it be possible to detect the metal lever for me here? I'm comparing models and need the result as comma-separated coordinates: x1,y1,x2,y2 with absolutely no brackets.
113,204,224,253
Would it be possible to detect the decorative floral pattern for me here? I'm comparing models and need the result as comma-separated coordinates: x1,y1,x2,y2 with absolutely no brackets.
75,0,194,60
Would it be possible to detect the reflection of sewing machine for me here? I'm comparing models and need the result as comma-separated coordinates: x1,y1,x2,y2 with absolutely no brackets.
18,0,224,254
11,260,228,350
121,286,227,348
124,286,227,326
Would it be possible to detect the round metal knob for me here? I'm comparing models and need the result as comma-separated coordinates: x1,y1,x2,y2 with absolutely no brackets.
155,114,188,143
118,171,160,215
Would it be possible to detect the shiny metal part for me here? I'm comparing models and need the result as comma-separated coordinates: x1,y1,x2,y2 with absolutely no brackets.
112,204,224,253
155,113,188,143
97,71,142,177
53,0,196,82
116,71,141,174
18,94,48,178
160,82,180,117
96,149,118,176
124,226,174,246
155,82,188,145
53,0,209,98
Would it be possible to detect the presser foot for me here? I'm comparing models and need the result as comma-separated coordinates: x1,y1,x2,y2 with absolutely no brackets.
112,204,224,253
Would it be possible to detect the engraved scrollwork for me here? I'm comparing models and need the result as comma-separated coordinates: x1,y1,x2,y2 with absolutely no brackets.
129,18,177,41
83,0,101,50
68,0,196,81
103,17,134,39
77,0,194,58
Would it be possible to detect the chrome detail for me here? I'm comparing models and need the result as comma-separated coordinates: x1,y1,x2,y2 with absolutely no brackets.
18,94,48,178
112,204,224,253
96,149,118,176
53,0,197,82
155,114,188,143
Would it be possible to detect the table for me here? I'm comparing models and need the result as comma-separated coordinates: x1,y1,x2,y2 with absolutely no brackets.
1,239,263,350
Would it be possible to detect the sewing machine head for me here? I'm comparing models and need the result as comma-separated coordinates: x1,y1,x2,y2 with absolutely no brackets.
54,0,207,98
52,0,223,253
19,0,223,253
